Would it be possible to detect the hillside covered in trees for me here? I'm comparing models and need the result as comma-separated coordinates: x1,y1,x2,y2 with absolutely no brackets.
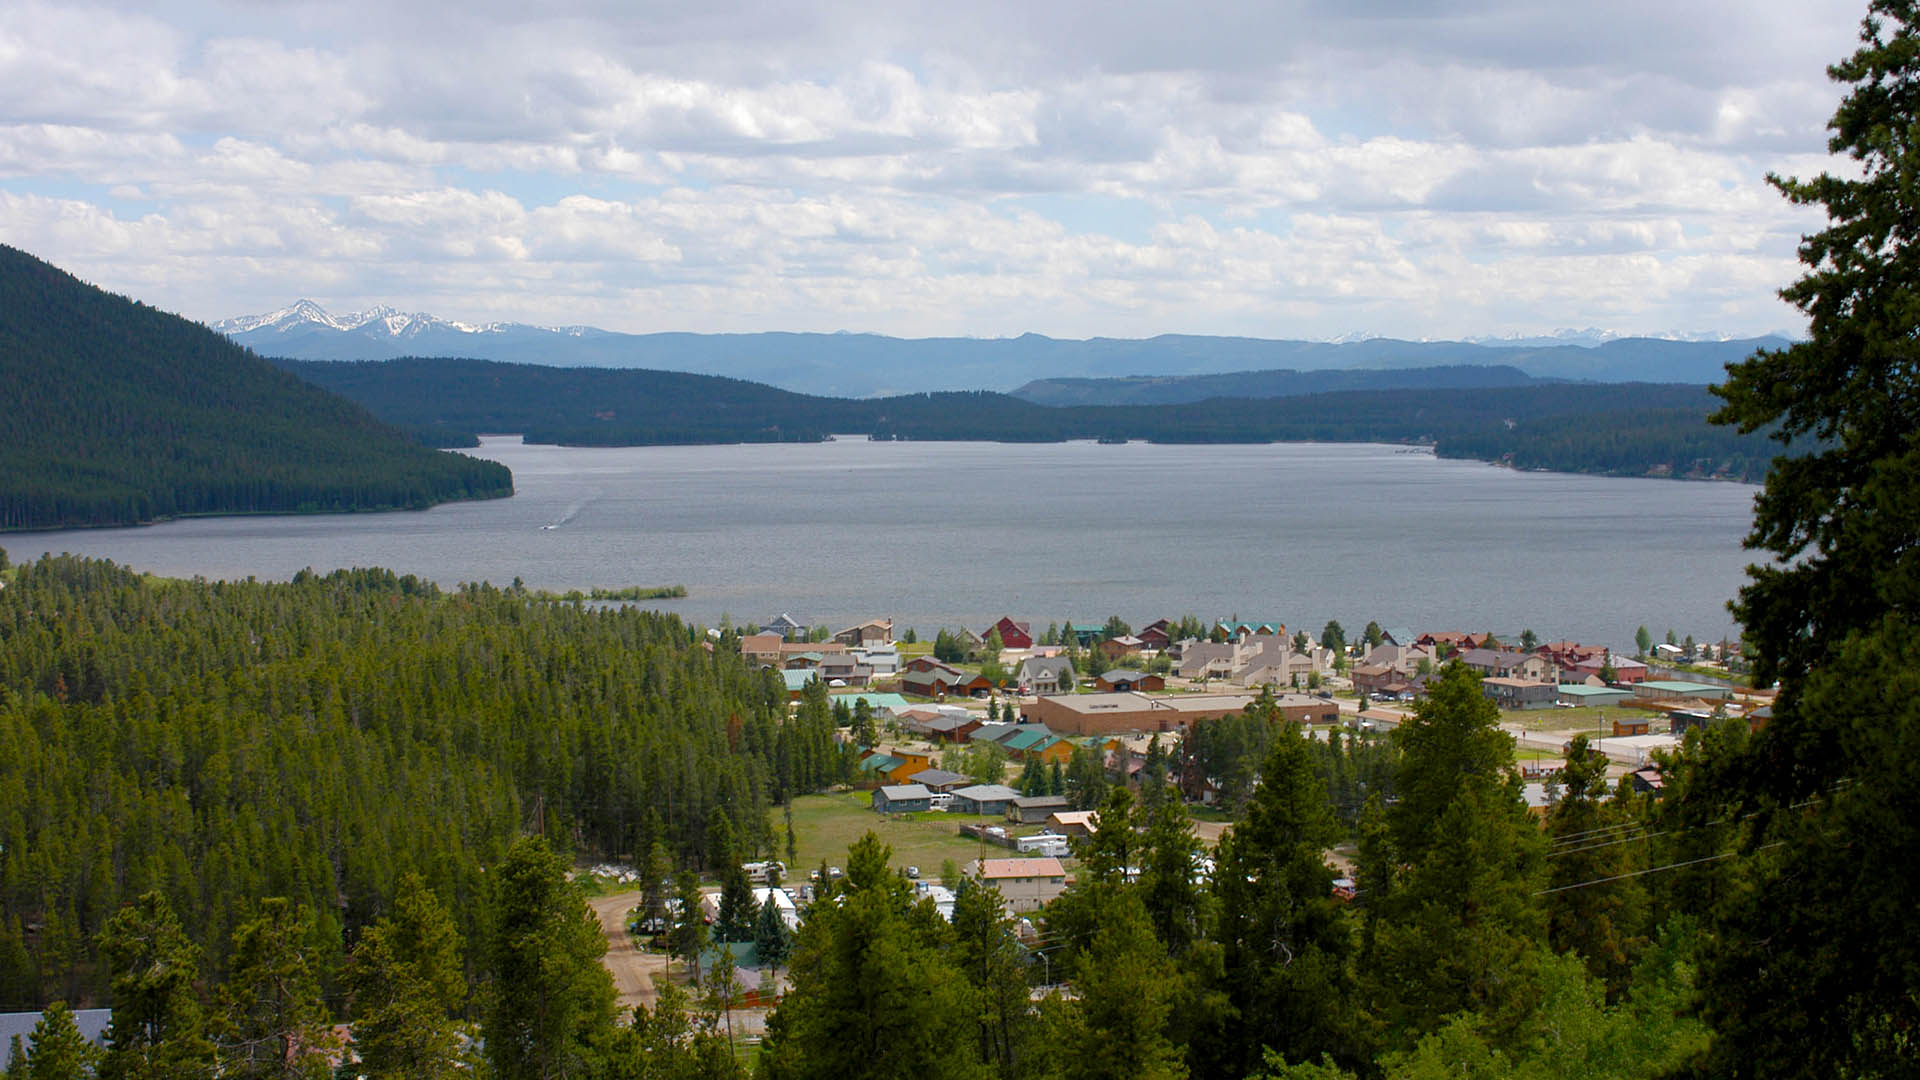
289,356,1782,482
0,552,849,1013
0,246,512,532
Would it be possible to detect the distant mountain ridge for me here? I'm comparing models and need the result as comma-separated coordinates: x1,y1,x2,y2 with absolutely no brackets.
1011,364,1546,406
218,300,1790,396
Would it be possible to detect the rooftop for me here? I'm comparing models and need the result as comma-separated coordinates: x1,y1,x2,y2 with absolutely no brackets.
975,856,1066,879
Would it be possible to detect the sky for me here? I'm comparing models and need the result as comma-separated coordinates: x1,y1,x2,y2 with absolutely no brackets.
0,0,1867,340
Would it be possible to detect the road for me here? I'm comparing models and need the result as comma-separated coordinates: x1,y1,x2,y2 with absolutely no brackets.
589,890,668,1012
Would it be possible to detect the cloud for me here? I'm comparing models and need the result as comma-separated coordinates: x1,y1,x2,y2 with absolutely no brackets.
0,0,1853,339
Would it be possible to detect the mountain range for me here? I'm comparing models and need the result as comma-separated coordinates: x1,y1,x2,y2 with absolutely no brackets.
216,300,1790,397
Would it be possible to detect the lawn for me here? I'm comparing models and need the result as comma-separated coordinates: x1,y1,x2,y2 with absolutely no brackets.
782,791,1015,884
1501,705,1664,733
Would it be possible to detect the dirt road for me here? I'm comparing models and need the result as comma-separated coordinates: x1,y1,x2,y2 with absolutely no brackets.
590,890,668,1012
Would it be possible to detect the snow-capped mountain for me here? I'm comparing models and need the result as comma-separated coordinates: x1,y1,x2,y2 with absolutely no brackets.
217,299,1791,395
211,300,522,339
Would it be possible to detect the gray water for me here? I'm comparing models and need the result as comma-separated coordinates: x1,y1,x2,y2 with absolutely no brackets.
10,438,1760,651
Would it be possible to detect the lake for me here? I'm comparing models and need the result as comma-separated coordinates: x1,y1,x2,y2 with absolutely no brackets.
10,438,1760,651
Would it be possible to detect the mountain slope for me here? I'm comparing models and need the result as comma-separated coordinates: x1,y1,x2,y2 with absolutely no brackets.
0,247,513,531
284,355,1783,481
220,300,1788,395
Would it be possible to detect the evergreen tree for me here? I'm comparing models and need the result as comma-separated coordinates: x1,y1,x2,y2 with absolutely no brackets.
753,894,791,972
950,882,1032,1080
1543,737,1648,998
345,874,469,1080
96,892,215,1080
210,898,336,1080
716,865,755,943
1137,798,1206,958
1212,723,1359,1074
1362,622,1384,650
638,841,674,937
851,698,877,748
481,836,616,1080
23,1002,98,1080
1050,893,1186,1080
1634,625,1652,656
1047,760,1066,797
670,872,710,982
1320,620,1345,654
1519,628,1538,651
759,833,984,1080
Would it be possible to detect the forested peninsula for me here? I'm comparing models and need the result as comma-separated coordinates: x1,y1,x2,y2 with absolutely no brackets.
287,355,1781,482
0,246,513,532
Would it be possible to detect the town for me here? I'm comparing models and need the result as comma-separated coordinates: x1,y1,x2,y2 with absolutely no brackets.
596,611,1766,1037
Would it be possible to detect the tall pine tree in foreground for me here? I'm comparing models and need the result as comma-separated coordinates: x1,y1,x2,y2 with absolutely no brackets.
482,836,616,1080
1704,2,1920,1073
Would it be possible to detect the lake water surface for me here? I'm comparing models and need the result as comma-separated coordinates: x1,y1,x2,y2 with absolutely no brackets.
12,438,1759,651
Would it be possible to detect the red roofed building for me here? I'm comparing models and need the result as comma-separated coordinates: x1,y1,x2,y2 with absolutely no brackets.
990,617,1034,650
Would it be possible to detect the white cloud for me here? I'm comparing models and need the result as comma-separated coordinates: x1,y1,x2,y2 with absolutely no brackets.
0,0,1853,340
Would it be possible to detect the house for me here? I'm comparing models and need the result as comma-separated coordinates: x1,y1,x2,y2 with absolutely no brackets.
764,613,808,639
1006,795,1072,823
818,654,873,687
1264,692,1341,725
1362,641,1437,676
1537,640,1606,668
1628,765,1667,795
1611,717,1652,737
1380,627,1416,647
1097,670,1164,693
1177,641,1238,680
1216,619,1285,641
1099,635,1145,660
1046,810,1099,838
740,633,784,667
1138,619,1174,651
908,768,972,793
1482,677,1559,709
1016,656,1077,695
784,651,826,671
834,617,894,647
1567,654,1650,684
831,692,913,718
989,617,1035,650
971,857,1069,913
1419,630,1498,653
1002,728,1076,766
901,661,976,698
872,783,934,813
852,645,900,676
1351,663,1399,696
1459,648,1558,683
949,784,1021,816
898,710,982,743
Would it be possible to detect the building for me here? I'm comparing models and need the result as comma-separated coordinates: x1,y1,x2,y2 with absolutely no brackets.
872,783,934,813
1006,794,1072,823
1016,656,1076,695
1459,648,1558,683
833,618,894,647
1097,670,1164,693
1046,810,1099,837
907,768,972,793
1567,654,1650,684
1026,691,1254,735
989,616,1035,650
1481,676,1559,710
949,783,1021,816
764,613,808,639
1612,717,1652,737
1098,635,1145,660
781,669,819,700
740,633,784,667
971,857,1069,913
0,1010,113,1072
1264,692,1342,724
1138,619,1174,651
1633,680,1735,703
1002,728,1075,765
1556,684,1635,708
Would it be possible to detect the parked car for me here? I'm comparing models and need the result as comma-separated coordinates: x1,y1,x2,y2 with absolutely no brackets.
906,865,921,879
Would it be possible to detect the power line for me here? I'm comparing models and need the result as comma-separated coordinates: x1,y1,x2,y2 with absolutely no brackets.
1535,842,1783,895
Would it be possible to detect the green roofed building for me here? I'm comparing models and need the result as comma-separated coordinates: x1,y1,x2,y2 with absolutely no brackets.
1556,684,1634,708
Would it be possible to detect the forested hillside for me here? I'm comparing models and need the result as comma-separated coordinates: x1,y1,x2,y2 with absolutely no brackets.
0,553,846,1008
0,246,512,531
289,356,1783,481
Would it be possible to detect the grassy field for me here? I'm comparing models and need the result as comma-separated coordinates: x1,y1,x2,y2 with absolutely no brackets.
1500,705,1664,732
783,791,1017,883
